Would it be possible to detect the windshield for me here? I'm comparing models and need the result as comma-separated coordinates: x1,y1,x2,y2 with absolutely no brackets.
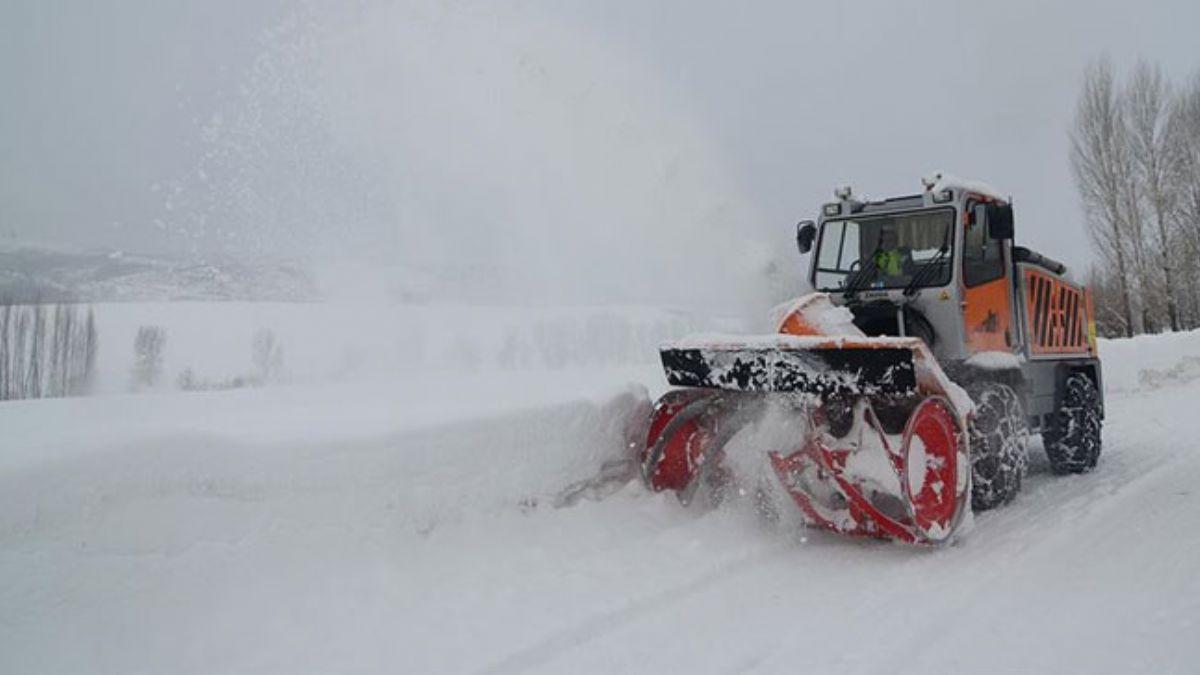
813,209,954,291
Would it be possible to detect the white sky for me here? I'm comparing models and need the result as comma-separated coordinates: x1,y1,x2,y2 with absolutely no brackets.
3,0,1199,299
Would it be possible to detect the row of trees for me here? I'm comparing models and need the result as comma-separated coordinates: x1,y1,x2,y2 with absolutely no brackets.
3,309,288,399
137,325,287,392
0,303,97,400
1071,58,1200,336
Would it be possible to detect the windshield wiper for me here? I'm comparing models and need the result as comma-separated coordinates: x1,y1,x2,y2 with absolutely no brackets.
843,247,884,299
904,226,952,297
904,246,949,296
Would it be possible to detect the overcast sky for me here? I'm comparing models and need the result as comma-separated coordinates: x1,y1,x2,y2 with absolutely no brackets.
3,0,1199,302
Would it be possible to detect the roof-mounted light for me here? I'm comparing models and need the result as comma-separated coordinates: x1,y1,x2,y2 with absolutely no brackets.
834,186,853,201
932,188,953,203
823,202,841,217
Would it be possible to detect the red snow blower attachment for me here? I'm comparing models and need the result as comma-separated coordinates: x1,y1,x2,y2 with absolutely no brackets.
639,294,972,544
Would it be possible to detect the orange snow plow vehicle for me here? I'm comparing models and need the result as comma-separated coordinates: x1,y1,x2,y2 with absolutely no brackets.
640,174,1104,544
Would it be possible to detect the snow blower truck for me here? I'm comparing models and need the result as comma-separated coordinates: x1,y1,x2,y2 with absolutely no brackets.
640,174,1104,544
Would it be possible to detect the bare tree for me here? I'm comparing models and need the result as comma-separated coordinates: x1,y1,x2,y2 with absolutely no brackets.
0,303,10,400
0,302,96,399
252,328,285,384
51,304,70,396
10,304,28,400
1172,71,1200,325
132,326,167,390
1084,266,1128,337
28,304,44,398
1075,60,1200,335
1126,61,1186,331
83,308,97,391
1071,58,1138,336
65,306,96,395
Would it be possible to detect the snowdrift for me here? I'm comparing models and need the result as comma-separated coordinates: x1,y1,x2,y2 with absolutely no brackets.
0,374,652,544
1098,329,1200,392
0,371,658,673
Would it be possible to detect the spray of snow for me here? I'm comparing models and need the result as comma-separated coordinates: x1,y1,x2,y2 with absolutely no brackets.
842,430,904,497
177,2,778,313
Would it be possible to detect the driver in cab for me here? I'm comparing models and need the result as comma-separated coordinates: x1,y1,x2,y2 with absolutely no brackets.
872,229,912,277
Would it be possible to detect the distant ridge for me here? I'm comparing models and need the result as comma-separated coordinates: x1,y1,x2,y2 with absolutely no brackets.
0,245,317,303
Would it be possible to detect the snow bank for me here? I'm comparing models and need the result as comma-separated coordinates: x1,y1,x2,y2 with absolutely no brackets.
0,371,662,673
0,373,652,538
1099,328,1200,393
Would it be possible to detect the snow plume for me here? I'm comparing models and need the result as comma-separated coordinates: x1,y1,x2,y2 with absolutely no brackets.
181,2,777,313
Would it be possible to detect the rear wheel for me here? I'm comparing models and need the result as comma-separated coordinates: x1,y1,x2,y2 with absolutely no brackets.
1042,373,1102,474
967,382,1029,510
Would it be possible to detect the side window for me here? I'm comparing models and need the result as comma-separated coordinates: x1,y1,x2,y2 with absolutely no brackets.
842,221,859,266
814,220,861,289
816,222,844,269
963,207,1004,287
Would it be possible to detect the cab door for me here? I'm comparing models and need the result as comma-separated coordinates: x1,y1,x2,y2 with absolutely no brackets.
960,203,1013,354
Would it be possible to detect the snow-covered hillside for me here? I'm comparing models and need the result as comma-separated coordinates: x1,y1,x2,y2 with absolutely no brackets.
0,246,318,303
2,310,1198,674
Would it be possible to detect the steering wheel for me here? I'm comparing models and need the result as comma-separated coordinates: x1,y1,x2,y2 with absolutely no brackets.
841,259,865,290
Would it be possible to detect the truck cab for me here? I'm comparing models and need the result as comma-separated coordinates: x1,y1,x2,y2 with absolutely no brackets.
797,175,1102,430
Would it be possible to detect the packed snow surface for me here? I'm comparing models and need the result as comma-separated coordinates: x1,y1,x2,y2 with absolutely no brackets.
3,307,1200,673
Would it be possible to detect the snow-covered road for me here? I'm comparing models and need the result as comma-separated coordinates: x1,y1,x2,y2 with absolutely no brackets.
2,336,1199,673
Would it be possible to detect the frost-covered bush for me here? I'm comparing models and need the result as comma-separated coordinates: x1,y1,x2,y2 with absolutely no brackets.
173,328,287,391
176,367,255,392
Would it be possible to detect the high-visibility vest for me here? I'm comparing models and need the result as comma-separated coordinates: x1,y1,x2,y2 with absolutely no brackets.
874,249,905,276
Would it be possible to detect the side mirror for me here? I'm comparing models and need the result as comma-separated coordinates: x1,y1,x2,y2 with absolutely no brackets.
985,203,1014,240
796,221,817,254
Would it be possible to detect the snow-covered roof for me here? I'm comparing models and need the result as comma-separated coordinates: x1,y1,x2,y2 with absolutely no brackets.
925,171,1009,203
